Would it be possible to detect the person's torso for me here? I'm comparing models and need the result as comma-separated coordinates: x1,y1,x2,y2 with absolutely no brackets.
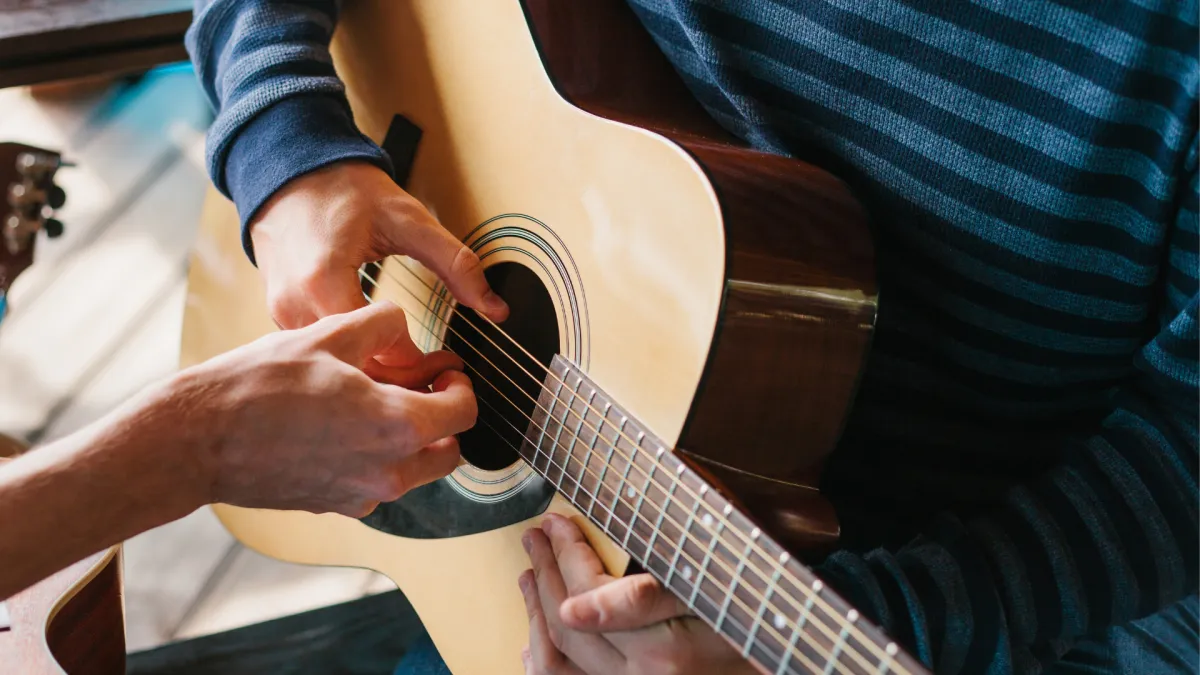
626,0,1200,547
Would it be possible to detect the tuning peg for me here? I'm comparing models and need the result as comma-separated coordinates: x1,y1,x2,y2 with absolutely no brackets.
43,218,64,239
15,152,59,178
47,185,66,209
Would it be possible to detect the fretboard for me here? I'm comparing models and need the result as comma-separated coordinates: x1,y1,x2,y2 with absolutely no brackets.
518,356,928,675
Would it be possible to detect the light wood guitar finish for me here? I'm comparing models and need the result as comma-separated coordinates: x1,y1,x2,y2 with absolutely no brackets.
180,2,919,674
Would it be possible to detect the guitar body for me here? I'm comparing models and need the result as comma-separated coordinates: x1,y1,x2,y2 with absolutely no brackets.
181,2,876,673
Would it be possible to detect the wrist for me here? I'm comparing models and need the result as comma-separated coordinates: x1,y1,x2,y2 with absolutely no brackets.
106,371,220,514
222,94,394,265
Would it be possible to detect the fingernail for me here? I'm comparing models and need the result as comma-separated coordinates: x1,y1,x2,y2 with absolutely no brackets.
541,516,556,535
521,531,532,553
484,290,509,314
518,571,531,594
521,648,531,666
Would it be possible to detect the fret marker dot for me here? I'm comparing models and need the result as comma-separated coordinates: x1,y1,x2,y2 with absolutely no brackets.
699,485,708,495
847,609,859,623
682,566,693,581
779,552,790,564
812,580,824,592
626,487,635,498
773,612,787,631
750,527,761,540
722,504,732,516
702,513,713,527
886,643,899,656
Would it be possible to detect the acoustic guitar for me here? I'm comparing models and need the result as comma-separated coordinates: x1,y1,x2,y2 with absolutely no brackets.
182,2,927,674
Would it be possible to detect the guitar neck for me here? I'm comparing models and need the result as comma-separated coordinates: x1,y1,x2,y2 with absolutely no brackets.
518,356,926,675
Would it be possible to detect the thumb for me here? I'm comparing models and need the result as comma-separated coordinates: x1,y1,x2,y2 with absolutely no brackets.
316,301,423,366
560,574,690,632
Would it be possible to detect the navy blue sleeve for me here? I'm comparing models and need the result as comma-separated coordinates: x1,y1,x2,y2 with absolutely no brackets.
185,0,393,264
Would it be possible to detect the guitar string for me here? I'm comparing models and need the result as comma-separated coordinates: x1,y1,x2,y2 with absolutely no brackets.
361,276,849,675
359,268,890,675
468,399,825,675
363,262,901,674
365,259,904,672
368,257,899,666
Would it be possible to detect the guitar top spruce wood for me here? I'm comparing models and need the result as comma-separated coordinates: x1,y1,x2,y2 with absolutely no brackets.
181,1,930,673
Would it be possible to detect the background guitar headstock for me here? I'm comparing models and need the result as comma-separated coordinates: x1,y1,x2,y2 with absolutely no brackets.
0,142,68,323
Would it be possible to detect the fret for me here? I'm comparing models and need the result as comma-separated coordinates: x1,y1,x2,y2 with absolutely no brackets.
602,416,630,535
536,377,566,477
717,527,756,632
551,376,583,492
744,550,785,659
646,450,680,577
775,579,822,675
691,513,724,609
527,356,930,675
823,610,857,675
666,483,704,589
585,402,613,526
621,433,651,555
569,389,598,506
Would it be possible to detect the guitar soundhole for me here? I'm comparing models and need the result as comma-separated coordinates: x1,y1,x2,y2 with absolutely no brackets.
445,262,558,471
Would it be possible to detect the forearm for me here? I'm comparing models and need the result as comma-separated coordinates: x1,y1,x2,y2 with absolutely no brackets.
0,382,209,600
186,0,392,262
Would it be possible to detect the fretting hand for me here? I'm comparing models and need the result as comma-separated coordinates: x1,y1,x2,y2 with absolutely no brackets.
249,160,510,330
520,513,762,675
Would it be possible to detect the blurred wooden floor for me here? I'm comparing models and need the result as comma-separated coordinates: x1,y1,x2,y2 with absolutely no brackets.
0,65,394,654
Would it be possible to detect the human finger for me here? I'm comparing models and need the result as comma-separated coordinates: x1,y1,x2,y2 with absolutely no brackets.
560,573,691,633
540,514,610,596
381,370,477,447
525,529,623,674
390,209,510,323
316,302,423,366
519,570,583,675
363,349,463,389
375,436,461,500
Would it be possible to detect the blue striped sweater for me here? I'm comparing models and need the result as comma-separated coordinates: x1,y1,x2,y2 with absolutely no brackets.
185,2,1199,673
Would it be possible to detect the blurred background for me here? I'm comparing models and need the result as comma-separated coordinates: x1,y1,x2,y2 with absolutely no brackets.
0,2,395,658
